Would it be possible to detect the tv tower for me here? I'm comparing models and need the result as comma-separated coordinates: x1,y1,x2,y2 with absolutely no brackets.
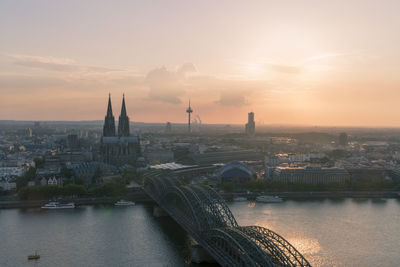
186,99,193,133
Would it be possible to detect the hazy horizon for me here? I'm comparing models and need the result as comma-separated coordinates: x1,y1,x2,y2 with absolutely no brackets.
1,1,400,127
3,119,400,130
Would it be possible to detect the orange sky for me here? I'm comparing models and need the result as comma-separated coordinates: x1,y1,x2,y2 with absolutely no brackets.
1,1,400,127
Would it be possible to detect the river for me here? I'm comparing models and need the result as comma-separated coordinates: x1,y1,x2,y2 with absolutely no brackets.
1,198,399,266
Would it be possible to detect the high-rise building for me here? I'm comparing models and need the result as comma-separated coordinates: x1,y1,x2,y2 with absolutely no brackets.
245,112,255,136
100,94,140,166
338,132,348,146
165,122,172,133
67,134,80,151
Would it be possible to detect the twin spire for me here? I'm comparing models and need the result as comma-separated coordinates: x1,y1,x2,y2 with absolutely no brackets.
103,93,130,137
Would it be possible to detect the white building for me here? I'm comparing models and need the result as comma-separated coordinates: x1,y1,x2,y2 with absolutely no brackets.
47,176,59,185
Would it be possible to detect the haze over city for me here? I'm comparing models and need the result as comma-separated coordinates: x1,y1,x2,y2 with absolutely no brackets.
1,0,400,126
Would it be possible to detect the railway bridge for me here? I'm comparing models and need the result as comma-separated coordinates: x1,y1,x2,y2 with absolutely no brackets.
143,170,311,267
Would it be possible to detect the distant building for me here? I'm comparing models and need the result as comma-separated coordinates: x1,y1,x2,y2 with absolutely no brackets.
338,132,348,146
44,155,62,169
245,112,255,136
271,166,350,184
0,167,24,179
219,161,253,187
165,122,172,133
0,178,16,191
69,161,117,184
144,147,174,164
67,134,80,151
100,94,141,166
35,176,63,186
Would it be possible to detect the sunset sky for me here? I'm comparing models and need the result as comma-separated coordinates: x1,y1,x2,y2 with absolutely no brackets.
1,0,399,126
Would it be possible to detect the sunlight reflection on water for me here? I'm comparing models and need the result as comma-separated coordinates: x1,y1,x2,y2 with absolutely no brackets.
229,199,400,267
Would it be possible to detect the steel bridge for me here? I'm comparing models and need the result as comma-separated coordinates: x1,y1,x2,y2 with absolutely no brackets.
143,170,311,267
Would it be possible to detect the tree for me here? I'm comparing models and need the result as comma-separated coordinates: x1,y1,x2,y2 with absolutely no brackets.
60,167,72,178
18,184,87,200
122,168,142,184
62,184,87,197
16,167,36,191
18,185,60,200
34,157,45,168
63,178,73,186
222,182,234,193
74,177,85,185
25,167,37,180
91,167,103,184
16,176,29,191
92,179,127,197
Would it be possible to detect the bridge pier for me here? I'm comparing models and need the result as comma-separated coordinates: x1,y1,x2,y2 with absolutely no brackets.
153,205,168,217
191,244,216,264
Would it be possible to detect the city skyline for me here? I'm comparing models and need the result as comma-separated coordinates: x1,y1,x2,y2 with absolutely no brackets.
2,2,400,267
1,1,400,127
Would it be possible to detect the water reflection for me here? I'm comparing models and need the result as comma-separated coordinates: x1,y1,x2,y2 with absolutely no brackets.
247,202,256,208
287,237,322,255
229,198,400,267
1,200,399,267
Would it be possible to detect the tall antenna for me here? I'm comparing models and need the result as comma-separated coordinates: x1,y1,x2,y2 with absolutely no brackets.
186,99,193,133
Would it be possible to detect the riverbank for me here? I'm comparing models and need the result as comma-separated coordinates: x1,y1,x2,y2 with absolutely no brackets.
1,189,399,209
222,190,400,200
0,190,154,209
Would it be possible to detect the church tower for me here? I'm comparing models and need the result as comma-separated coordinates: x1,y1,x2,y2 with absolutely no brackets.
118,94,130,137
103,93,116,136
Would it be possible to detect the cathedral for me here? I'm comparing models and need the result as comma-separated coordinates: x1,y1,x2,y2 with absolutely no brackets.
100,94,141,166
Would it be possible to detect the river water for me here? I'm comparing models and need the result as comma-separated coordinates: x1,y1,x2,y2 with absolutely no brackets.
1,198,399,266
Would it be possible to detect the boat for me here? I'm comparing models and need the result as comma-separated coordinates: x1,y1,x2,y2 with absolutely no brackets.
233,197,247,202
256,195,283,203
41,202,75,209
28,252,40,260
114,200,135,206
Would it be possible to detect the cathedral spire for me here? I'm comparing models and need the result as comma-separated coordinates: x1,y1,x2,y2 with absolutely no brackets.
121,93,127,117
107,93,113,116
103,93,116,136
118,93,130,137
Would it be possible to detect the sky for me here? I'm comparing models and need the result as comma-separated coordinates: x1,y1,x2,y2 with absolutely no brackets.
0,0,399,127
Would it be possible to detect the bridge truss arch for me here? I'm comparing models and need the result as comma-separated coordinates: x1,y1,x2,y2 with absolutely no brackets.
143,169,311,267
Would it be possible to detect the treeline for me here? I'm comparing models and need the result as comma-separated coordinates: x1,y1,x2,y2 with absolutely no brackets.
18,178,130,200
242,180,350,192
222,177,396,193
122,169,143,185
91,178,127,197
16,166,37,190
19,184,87,200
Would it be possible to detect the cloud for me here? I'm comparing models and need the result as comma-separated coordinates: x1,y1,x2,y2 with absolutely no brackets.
215,89,249,106
177,62,196,75
0,74,65,90
268,63,302,74
8,54,120,73
145,63,196,104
